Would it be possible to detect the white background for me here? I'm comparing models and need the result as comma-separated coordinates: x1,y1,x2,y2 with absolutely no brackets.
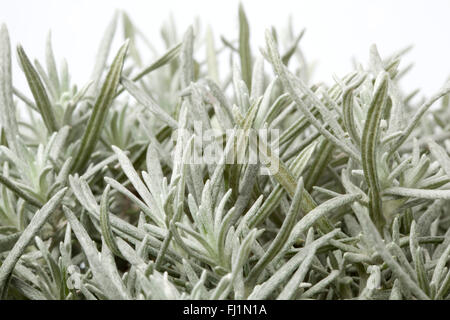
1,0,450,96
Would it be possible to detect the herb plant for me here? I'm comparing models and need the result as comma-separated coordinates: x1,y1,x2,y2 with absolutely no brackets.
1,5,450,300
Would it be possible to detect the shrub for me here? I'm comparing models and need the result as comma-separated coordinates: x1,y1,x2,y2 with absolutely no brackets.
0,5,450,300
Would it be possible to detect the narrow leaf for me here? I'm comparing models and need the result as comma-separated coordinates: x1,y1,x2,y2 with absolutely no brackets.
71,40,129,172
17,45,58,133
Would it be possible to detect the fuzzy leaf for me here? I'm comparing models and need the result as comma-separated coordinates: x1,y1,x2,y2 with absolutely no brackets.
71,41,129,172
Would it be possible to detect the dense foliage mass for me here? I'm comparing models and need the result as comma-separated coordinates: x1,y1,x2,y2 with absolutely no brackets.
1,6,450,300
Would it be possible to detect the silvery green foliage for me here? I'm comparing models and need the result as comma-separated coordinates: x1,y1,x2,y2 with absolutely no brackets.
1,6,450,300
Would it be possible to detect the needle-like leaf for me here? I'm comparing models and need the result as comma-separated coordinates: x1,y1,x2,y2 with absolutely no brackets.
17,45,58,133
71,41,129,172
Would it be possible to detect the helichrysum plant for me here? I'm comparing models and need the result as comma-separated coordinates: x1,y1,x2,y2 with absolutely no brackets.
1,5,450,300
